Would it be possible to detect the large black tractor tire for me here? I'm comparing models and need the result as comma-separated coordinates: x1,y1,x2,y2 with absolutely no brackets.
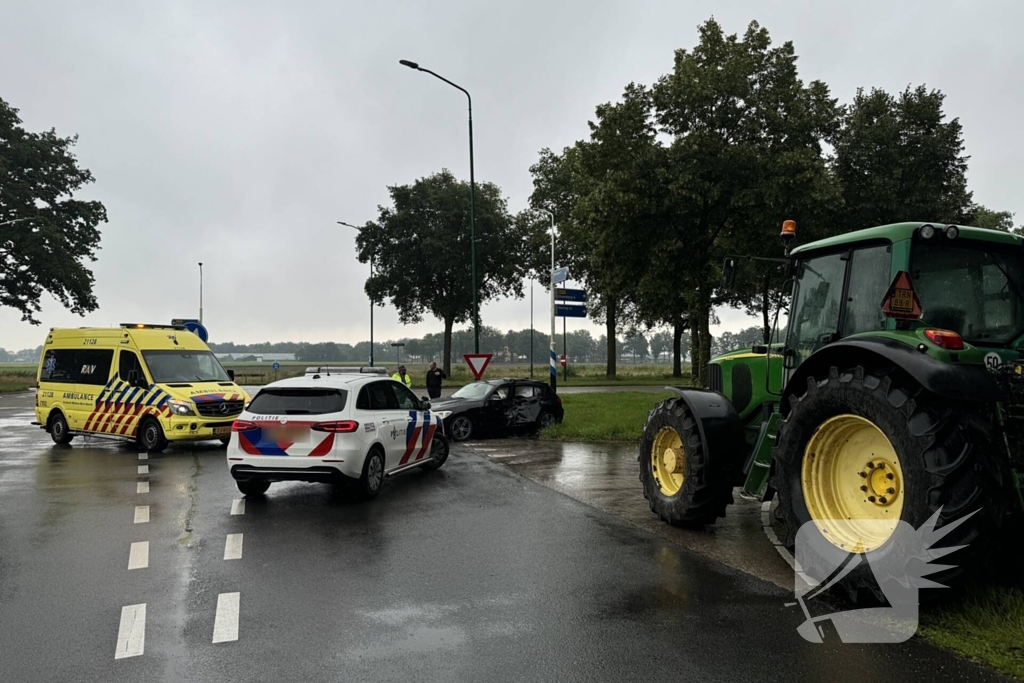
772,364,1004,602
639,397,734,526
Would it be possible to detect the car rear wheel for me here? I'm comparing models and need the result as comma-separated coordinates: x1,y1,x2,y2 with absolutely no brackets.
49,411,74,445
236,479,271,496
138,417,167,453
352,448,385,500
450,416,473,442
538,411,558,431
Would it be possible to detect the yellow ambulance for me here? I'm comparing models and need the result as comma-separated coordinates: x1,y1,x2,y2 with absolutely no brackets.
34,324,250,452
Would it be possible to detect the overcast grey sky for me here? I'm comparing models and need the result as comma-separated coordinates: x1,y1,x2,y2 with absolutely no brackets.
2,0,1020,351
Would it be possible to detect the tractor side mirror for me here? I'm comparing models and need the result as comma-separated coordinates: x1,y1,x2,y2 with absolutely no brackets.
227,369,235,381
751,344,768,355
720,258,737,290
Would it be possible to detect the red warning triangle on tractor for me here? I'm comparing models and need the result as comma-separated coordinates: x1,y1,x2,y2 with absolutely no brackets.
880,270,923,320
463,354,493,380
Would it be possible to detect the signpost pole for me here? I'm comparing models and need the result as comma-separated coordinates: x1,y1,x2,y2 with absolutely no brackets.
530,280,534,378
539,210,556,393
563,315,567,381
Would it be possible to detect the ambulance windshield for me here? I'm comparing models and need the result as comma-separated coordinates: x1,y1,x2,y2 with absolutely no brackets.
142,350,231,383
912,241,1024,345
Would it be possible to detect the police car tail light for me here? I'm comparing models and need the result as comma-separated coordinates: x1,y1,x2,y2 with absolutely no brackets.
924,328,964,350
232,419,259,432
312,420,360,433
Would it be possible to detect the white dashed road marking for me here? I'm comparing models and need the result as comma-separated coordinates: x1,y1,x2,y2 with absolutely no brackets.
114,603,146,659
223,534,243,560
138,453,148,460
134,506,150,524
138,465,149,475
212,592,240,643
230,499,245,515
127,542,149,570
137,482,149,494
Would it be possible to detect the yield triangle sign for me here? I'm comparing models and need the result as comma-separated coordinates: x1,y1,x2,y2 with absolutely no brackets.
463,354,493,380
880,270,923,320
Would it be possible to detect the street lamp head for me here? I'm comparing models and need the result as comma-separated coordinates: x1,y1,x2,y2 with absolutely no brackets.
399,59,420,70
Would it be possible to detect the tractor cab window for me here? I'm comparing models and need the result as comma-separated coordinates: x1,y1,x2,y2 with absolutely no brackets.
788,252,847,365
842,245,891,336
912,242,1024,344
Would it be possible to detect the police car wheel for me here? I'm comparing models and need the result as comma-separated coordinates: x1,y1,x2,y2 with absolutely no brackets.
236,479,270,496
421,434,449,470
450,416,473,442
49,411,74,445
138,417,168,453
353,448,384,500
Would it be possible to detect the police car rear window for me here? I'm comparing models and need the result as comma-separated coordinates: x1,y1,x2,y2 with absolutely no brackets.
247,389,347,415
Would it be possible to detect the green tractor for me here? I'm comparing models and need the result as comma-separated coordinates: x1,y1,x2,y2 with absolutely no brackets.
640,221,1024,597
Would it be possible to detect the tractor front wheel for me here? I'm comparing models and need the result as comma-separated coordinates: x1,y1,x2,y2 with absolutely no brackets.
639,397,733,526
772,364,1004,601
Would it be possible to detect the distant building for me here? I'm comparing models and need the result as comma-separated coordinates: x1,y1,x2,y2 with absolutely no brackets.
215,352,296,362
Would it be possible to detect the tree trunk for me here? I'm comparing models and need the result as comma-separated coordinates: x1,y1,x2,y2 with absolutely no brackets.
690,313,701,387
443,318,454,376
692,282,713,387
672,320,684,378
605,298,617,379
761,272,772,344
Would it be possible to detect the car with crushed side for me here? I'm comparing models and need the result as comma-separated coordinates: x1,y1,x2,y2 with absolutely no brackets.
429,378,563,441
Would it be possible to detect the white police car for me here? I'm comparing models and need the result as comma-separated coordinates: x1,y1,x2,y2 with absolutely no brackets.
226,368,449,498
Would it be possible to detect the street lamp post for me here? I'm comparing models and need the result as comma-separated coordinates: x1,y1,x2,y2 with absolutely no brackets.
398,59,479,354
339,221,375,367
538,209,556,392
198,262,203,324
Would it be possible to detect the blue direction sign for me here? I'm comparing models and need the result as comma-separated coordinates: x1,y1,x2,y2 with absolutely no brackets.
555,288,587,303
556,304,587,318
172,318,208,342
552,266,569,285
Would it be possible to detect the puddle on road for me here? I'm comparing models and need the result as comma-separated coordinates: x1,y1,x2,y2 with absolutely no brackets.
462,438,795,590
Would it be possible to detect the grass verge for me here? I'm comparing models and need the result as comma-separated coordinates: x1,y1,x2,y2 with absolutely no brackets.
0,376,33,393
920,585,1024,678
541,391,673,442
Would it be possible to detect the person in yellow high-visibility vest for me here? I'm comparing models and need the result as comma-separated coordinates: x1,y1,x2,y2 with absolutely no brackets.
392,365,412,388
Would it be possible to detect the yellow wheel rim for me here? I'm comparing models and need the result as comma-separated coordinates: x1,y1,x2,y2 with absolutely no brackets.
651,427,685,496
801,414,904,553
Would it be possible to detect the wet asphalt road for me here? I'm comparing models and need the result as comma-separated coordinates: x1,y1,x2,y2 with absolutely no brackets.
0,391,1009,683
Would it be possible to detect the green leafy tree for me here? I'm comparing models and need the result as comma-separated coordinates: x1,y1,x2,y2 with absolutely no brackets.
973,206,1016,233
356,170,529,374
651,19,839,382
832,86,974,231
649,330,671,362
0,96,107,323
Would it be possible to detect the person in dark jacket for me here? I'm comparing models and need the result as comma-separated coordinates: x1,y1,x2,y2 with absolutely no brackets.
425,361,447,399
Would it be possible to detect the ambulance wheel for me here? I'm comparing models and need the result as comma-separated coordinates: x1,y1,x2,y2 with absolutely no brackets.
236,479,271,496
138,417,167,453
219,436,231,446
49,411,74,445
421,434,449,471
